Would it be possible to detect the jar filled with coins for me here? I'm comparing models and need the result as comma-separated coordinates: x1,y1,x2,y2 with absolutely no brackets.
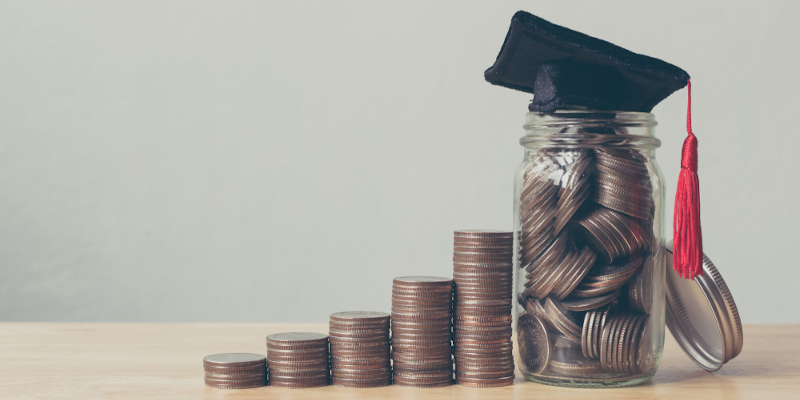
514,110,665,387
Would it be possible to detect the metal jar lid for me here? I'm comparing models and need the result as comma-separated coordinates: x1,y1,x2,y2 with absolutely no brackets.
664,242,744,371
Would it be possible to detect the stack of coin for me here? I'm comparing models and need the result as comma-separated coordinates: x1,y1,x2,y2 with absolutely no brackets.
266,332,329,388
329,311,391,388
203,353,267,389
391,276,453,387
515,145,657,380
452,230,515,388
598,313,649,374
592,149,655,222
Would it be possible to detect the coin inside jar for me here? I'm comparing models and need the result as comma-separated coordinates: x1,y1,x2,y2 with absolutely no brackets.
517,313,550,374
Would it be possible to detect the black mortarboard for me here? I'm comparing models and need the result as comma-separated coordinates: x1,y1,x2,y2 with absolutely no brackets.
485,11,689,112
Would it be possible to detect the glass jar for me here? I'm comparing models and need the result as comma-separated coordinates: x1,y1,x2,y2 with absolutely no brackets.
514,110,666,388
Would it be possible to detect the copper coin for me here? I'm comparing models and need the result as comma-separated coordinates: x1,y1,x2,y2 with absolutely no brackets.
331,369,391,379
392,379,452,388
331,337,388,344
266,358,328,368
204,365,266,376
205,367,267,379
455,314,512,322
582,309,595,359
391,355,452,364
454,230,513,238
562,289,621,313
454,351,514,361
455,370,515,380
203,353,266,368
453,344,513,354
453,320,511,328
390,313,452,322
453,249,513,257
328,331,389,339
635,315,653,374
204,376,267,389
390,297,450,306
545,298,582,339
455,375,514,387
204,370,267,380
330,348,389,357
453,237,514,246
453,262,513,270
268,370,327,379
391,325,451,333
600,315,621,371
517,313,550,374
393,370,453,380
549,348,602,376
391,306,451,315
266,356,327,365
524,233,569,274
552,247,597,300
393,276,453,286
393,359,452,371
623,314,646,374
392,351,452,359
329,311,390,323
267,332,328,347
331,376,391,388
269,380,329,389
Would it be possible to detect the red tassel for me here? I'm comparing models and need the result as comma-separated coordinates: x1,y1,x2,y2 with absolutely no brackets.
673,79,703,279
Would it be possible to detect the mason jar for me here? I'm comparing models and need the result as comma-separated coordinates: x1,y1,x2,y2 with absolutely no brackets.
514,110,666,387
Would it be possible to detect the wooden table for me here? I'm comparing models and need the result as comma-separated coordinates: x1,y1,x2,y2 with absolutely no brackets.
0,323,797,399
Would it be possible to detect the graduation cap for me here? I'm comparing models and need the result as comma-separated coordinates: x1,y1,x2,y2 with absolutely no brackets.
485,11,689,113
485,11,703,279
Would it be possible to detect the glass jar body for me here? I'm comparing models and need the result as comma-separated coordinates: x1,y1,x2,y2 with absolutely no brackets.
514,111,666,388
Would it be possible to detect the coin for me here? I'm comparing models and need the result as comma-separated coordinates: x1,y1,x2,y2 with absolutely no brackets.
517,313,550,374
562,289,620,312
393,276,453,287
549,347,602,376
551,246,597,300
204,364,266,376
204,376,267,389
636,315,654,374
455,375,514,387
203,353,267,368
329,311,390,323
454,230,513,238
331,376,391,388
544,298,582,337
267,332,328,347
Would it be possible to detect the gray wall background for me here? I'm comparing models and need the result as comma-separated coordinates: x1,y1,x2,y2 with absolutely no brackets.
1,1,797,323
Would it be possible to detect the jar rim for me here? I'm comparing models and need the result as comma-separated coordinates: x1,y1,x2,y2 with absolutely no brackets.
525,110,656,128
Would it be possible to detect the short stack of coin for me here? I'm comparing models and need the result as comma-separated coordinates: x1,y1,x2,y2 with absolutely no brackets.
452,230,515,387
391,276,454,387
203,353,268,389
266,332,329,388
329,311,391,388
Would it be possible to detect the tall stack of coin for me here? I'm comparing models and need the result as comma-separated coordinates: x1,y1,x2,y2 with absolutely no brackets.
203,353,268,389
391,276,454,387
266,332,329,388
452,230,515,387
516,146,657,379
329,311,392,388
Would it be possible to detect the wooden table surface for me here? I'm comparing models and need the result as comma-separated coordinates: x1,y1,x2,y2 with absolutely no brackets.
0,323,797,399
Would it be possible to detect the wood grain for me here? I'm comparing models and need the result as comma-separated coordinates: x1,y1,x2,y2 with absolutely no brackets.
0,323,796,399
